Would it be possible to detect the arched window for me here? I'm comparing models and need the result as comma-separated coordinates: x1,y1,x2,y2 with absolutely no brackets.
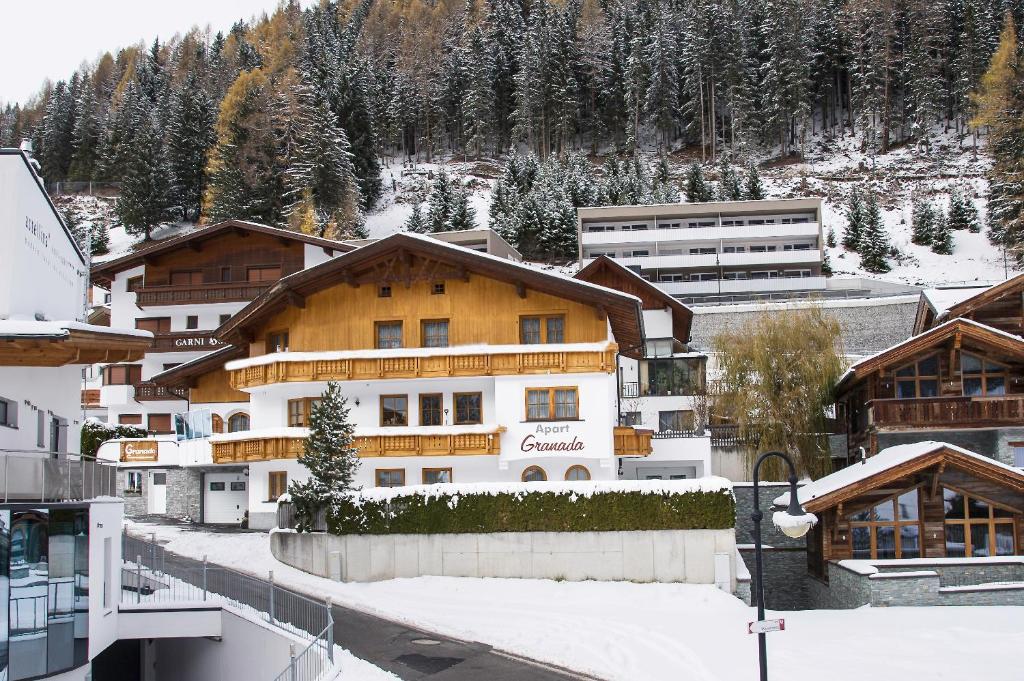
521,465,547,482
212,414,224,434
564,465,591,481
227,413,250,433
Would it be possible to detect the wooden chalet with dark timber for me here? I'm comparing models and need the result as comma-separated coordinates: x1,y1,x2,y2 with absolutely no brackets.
216,232,646,358
151,344,249,404
575,255,693,348
774,442,1024,577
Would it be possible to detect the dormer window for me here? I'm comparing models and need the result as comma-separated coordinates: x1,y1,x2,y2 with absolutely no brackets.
267,330,289,353
894,354,939,399
378,285,392,298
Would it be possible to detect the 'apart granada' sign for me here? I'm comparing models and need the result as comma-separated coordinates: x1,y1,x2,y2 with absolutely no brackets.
120,441,159,461
520,423,585,453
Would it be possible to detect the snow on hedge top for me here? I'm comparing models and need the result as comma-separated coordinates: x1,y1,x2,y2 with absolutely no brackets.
0,319,153,338
351,477,733,505
225,341,616,371
774,441,1024,507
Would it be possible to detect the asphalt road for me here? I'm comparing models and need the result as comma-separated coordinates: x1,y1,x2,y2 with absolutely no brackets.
152,541,593,681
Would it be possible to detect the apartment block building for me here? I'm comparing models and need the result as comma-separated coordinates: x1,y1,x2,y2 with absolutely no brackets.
577,198,825,303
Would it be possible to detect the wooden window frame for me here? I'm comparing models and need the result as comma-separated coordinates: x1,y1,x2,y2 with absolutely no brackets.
266,329,289,353
519,314,566,345
227,412,250,433
419,394,443,426
960,352,1010,397
212,414,224,434
453,392,483,425
942,485,1019,557
521,465,547,482
220,266,232,283
104,364,142,386
126,275,144,292
118,414,143,426
378,285,392,298
420,319,450,348
525,387,579,422
845,486,925,560
375,468,405,487
380,395,409,427
186,315,199,330
135,317,171,333
147,413,173,434
431,282,446,295
564,465,591,481
375,320,403,349
287,399,319,428
170,269,203,286
422,468,453,484
893,353,940,399
268,471,288,501
246,265,283,283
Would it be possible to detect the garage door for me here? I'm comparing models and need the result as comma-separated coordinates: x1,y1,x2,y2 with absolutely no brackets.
203,472,248,524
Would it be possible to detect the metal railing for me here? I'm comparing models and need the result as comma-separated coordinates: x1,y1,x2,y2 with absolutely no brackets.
620,382,640,398
0,452,117,502
121,532,335,680
651,428,706,439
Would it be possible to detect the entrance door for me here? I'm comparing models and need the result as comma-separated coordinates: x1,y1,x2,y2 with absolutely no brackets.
203,472,248,524
147,472,167,514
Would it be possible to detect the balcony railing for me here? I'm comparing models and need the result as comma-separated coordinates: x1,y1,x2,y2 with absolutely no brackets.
211,430,505,464
709,424,744,448
613,426,653,456
150,330,228,353
0,453,117,502
869,395,1024,429
229,348,617,389
651,429,705,439
621,382,640,398
135,281,273,307
81,389,101,407
133,381,188,401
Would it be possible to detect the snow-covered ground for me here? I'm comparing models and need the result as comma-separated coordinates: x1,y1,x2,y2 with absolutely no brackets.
128,521,1024,681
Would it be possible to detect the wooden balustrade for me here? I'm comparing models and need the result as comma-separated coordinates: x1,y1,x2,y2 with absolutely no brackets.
613,426,653,457
211,430,504,464
135,281,272,307
870,395,1024,429
229,348,617,389
81,389,101,407
133,382,188,401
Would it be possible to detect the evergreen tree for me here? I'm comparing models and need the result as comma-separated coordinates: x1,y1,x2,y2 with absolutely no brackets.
931,209,954,254
743,165,765,200
167,71,216,222
40,79,77,181
859,193,892,273
947,187,981,233
424,169,475,232
718,158,744,201
69,74,101,181
91,222,110,255
488,172,522,242
821,250,833,275
685,164,714,202
911,196,936,245
843,188,866,251
826,227,837,248
116,110,174,241
404,202,427,233
287,382,360,532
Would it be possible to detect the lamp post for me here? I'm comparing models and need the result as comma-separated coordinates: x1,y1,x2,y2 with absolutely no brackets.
750,450,816,681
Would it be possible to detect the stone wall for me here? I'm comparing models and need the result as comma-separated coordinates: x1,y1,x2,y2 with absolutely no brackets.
689,298,918,356
809,559,1024,608
732,483,811,610
271,528,738,587
114,467,201,522
115,471,146,517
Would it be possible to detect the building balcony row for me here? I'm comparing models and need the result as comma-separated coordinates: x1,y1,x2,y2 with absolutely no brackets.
134,281,273,308
227,345,618,390
583,250,822,271
656,276,828,296
580,221,821,247
867,395,1024,430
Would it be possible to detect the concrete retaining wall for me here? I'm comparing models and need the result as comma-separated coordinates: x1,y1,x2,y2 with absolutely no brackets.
271,528,738,589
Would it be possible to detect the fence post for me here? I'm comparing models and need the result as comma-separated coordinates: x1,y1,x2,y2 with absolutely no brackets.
202,555,208,601
80,459,85,500
150,533,156,572
288,643,297,681
326,597,334,663
136,555,142,604
4,455,8,503
39,459,45,502
268,570,275,624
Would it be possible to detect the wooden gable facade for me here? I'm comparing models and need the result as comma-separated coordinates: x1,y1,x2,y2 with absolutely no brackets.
916,274,1024,336
793,444,1024,578
835,319,1024,462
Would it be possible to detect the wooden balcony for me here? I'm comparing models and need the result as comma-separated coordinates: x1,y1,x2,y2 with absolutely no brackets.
613,426,653,457
211,430,504,464
150,330,227,353
229,348,618,389
135,281,272,308
870,395,1024,430
81,389,101,408
133,382,188,401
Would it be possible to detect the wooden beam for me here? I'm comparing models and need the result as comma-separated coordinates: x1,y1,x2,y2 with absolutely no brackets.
233,227,250,238
285,290,306,309
323,247,334,257
188,241,202,252
931,462,945,499
515,281,527,299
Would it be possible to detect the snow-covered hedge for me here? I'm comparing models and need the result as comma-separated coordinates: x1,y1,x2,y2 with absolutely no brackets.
325,478,735,535
81,418,146,459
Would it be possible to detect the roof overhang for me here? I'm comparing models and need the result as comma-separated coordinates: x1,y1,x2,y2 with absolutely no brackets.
151,344,247,388
0,328,151,366
939,274,1024,323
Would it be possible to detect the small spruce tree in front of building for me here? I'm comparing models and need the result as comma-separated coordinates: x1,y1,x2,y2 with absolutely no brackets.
859,193,892,273
743,165,765,200
931,209,955,254
842,188,865,251
288,381,360,532
910,196,936,246
947,186,981,233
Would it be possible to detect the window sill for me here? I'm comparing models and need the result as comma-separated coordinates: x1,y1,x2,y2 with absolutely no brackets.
0,423,17,430
522,418,584,423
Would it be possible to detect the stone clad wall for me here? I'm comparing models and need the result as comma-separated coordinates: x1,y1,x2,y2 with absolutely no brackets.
115,467,201,522
271,528,738,589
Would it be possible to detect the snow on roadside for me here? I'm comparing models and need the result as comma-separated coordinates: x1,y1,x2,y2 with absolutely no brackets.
127,521,1024,681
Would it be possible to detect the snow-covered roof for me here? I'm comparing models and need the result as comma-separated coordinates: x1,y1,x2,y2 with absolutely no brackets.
0,318,152,339
224,341,617,372
774,441,1024,507
921,285,991,316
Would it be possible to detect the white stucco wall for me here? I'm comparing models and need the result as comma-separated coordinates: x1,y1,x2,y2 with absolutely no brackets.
88,500,124,660
0,365,83,454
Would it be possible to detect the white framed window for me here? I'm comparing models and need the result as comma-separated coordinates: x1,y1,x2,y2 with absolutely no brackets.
0,397,16,428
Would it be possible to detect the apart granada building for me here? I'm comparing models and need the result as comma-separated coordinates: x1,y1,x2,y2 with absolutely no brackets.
137,232,654,529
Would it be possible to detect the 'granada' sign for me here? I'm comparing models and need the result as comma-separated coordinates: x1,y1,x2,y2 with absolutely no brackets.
520,423,585,453
121,440,159,461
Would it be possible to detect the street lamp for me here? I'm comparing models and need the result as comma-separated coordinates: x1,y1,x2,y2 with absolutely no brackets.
750,450,816,681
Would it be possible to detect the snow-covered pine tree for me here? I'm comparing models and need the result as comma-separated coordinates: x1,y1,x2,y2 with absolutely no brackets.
685,164,713,203
536,183,579,262
116,106,174,241
843,188,865,251
947,187,981,233
821,250,833,275
91,222,110,255
911,196,936,245
718,157,743,201
621,158,653,205
404,202,428,233
859,193,892,273
826,227,837,248
488,172,522,242
287,382,360,532
561,152,600,208
931,209,954,254
41,78,78,182
446,180,477,232
69,74,101,181
743,165,765,200
167,71,216,222
462,26,495,160
426,169,456,232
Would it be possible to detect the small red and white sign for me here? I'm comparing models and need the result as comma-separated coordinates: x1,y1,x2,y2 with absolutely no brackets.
747,619,785,635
